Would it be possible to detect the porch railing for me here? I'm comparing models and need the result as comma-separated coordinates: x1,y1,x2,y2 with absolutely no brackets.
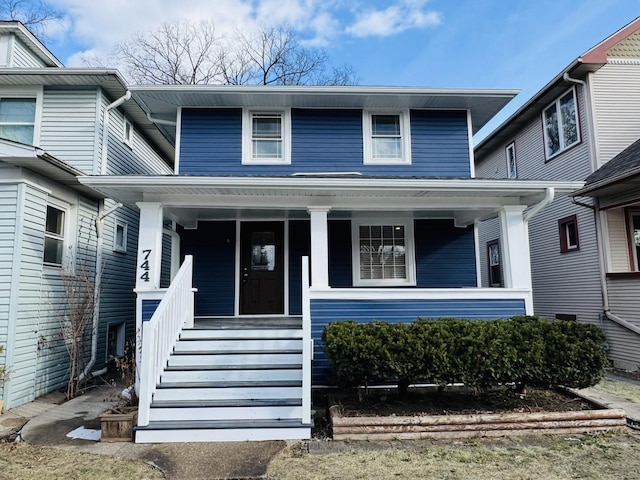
301,256,312,424
138,255,195,427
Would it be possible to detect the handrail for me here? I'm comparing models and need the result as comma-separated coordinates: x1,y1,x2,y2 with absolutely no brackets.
301,256,312,424
138,255,194,426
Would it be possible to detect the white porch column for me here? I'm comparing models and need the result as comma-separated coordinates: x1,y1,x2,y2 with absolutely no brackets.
136,202,164,291
308,206,331,288
498,205,531,290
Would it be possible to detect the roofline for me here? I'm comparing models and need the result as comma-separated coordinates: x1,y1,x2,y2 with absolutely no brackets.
0,67,129,84
581,16,640,63
572,166,640,197
0,21,63,67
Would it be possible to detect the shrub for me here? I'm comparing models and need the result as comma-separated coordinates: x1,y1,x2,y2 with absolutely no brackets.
322,316,607,394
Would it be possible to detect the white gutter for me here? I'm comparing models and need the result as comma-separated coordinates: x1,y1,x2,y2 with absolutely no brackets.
523,187,555,221
100,91,131,175
146,112,176,126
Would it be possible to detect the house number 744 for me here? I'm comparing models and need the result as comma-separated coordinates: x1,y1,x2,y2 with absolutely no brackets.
139,249,152,282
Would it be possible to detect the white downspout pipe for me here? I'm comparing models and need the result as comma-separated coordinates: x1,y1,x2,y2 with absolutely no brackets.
100,91,131,175
146,112,176,126
78,201,123,381
523,187,555,222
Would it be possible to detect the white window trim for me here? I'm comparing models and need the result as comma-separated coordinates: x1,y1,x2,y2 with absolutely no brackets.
363,110,412,165
351,218,416,287
123,117,133,147
43,197,73,271
242,108,291,165
542,87,580,160
505,142,517,179
113,219,128,253
0,86,43,146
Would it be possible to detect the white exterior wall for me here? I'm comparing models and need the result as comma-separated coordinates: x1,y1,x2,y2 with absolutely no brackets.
10,37,47,68
605,208,631,273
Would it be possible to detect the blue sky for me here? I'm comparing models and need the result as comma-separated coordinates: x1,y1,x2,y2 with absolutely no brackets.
37,0,640,141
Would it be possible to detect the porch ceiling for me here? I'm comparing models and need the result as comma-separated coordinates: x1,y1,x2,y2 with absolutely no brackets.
77,175,584,227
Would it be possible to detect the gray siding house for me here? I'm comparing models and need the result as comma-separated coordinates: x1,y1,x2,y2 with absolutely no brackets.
0,22,173,409
475,17,640,372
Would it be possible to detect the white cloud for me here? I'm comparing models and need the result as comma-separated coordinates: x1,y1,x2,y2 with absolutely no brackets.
346,0,442,38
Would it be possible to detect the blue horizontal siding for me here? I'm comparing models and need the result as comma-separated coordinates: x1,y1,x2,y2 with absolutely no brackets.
180,221,236,316
328,220,352,287
142,299,161,322
310,298,526,385
178,108,471,177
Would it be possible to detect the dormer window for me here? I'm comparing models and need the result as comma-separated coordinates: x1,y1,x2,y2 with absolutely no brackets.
363,111,411,165
242,110,291,164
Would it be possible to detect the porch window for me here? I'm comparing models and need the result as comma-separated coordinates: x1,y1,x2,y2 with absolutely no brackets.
0,97,36,144
44,205,65,266
558,214,579,253
243,110,291,164
487,240,502,287
114,220,128,253
542,87,580,160
626,209,640,270
506,142,517,179
352,220,415,286
363,111,411,164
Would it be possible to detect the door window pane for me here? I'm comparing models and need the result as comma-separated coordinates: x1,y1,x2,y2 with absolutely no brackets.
251,232,276,271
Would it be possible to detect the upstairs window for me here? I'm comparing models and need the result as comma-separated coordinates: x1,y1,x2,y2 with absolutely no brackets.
506,142,517,178
123,117,133,146
0,97,36,144
114,220,128,253
363,111,411,164
487,240,502,287
542,88,580,160
243,110,290,164
558,214,579,253
44,205,65,266
352,220,415,286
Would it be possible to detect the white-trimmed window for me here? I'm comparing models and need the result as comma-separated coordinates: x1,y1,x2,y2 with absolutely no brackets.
506,142,517,179
363,111,411,164
114,220,128,253
123,117,133,146
0,97,36,144
487,240,501,287
352,219,415,286
106,323,125,360
43,205,66,266
542,87,580,159
558,214,579,253
242,110,291,164
626,209,640,271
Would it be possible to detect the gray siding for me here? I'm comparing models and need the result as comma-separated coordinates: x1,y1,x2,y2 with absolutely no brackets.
591,64,640,166
39,88,99,173
604,276,640,371
605,208,630,272
11,37,47,68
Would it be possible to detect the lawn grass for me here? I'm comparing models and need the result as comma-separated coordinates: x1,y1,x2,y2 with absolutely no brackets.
268,432,640,480
590,378,640,404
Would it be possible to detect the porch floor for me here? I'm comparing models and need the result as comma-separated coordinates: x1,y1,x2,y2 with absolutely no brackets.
194,315,302,329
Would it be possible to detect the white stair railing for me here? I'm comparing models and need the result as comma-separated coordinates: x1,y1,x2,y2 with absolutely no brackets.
301,256,312,424
138,255,194,426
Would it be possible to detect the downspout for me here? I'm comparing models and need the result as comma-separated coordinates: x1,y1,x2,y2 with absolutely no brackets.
78,201,123,381
100,91,131,175
146,112,176,126
523,187,555,222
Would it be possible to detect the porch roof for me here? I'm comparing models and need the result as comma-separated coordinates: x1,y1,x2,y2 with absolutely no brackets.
77,175,583,227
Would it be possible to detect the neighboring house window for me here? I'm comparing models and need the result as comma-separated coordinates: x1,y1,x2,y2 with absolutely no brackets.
363,111,411,164
506,142,517,178
626,209,640,270
242,110,291,164
487,240,501,287
542,87,580,159
123,117,133,146
352,220,415,286
0,97,36,144
558,214,579,253
44,205,65,266
106,323,125,360
114,220,128,253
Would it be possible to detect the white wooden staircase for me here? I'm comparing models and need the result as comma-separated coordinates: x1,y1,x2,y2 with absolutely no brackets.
135,317,312,443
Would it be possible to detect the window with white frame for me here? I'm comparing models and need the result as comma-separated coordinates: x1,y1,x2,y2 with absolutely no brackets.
114,220,128,253
558,214,579,253
506,142,517,179
626,209,640,271
352,220,415,286
487,240,502,287
363,111,411,164
123,117,133,146
43,205,66,266
0,97,36,144
243,110,290,164
106,323,125,360
542,88,580,159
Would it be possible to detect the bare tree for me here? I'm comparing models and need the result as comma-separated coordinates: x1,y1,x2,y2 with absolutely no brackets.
113,21,357,86
0,0,61,38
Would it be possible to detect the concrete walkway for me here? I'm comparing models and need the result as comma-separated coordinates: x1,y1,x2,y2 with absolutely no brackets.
573,373,640,429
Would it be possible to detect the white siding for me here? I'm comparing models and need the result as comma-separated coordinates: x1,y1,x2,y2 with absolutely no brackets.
591,64,640,166
605,276,640,371
606,208,631,272
39,88,99,174
10,37,47,68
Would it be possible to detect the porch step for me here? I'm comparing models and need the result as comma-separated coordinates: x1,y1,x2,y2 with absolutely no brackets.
173,338,301,352
149,398,302,421
164,363,301,371
180,329,302,339
168,352,302,366
161,368,301,383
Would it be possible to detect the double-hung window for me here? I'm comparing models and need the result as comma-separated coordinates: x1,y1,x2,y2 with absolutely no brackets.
542,87,580,159
487,240,502,287
558,214,579,253
363,111,411,164
352,220,415,286
243,110,290,164
0,97,36,144
44,205,66,266
626,210,640,271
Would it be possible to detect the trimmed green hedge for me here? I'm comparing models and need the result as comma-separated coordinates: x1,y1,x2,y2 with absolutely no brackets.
321,316,607,393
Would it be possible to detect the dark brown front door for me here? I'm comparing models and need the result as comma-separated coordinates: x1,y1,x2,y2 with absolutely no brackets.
240,221,284,315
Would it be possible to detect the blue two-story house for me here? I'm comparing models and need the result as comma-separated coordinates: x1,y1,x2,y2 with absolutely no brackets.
79,85,583,443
